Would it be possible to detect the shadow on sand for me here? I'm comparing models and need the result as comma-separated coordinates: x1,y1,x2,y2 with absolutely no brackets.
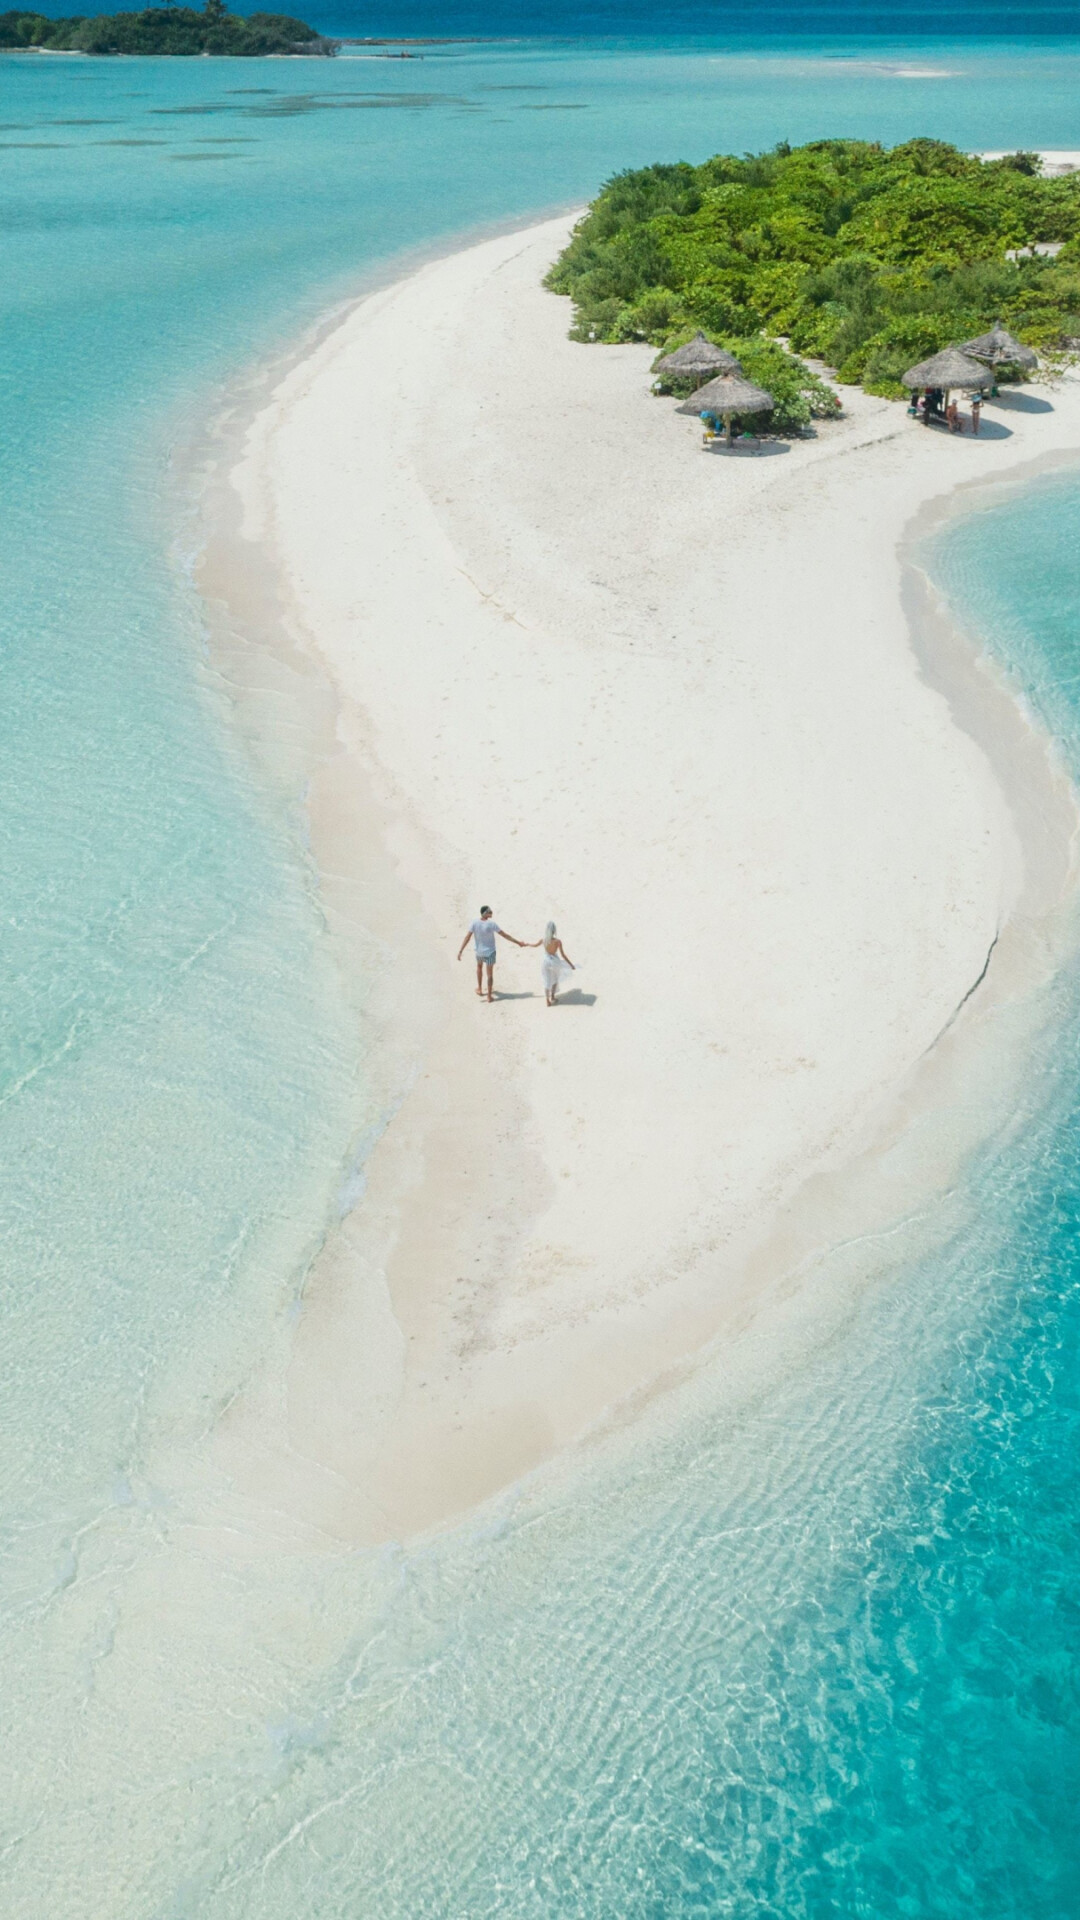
920,416,1013,441
965,417,1014,440
703,439,790,458
550,989,597,1007
993,390,1054,414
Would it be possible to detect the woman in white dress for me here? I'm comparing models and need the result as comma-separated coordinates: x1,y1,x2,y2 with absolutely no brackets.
540,921,575,1006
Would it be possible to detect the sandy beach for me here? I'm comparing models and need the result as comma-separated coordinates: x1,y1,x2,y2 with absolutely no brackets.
210,213,1080,1544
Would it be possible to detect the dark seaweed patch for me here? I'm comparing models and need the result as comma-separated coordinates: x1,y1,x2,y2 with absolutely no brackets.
149,89,464,123
152,102,235,116
241,92,449,114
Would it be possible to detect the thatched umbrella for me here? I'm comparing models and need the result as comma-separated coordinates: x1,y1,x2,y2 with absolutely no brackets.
902,346,993,394
653,331,742,386
677,371,773,445
960,322,1038,370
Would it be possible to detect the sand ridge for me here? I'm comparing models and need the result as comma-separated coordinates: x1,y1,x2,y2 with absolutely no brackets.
217,215,1080,1541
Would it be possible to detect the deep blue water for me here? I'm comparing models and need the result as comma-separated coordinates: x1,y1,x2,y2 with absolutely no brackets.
312,7,1080,43
26,0,1080,42
1,30,1079,1918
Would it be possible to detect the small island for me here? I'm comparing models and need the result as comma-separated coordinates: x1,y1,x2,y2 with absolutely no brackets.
0,0,337,55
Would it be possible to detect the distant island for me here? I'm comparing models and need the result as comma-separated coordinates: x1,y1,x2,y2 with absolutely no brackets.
548,139,1080,403
0,0,338,55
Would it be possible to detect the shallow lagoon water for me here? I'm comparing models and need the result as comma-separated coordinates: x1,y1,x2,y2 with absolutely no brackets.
2,34,1080,1915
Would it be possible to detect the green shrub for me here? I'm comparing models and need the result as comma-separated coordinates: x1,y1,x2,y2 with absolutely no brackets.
547,139,1076,418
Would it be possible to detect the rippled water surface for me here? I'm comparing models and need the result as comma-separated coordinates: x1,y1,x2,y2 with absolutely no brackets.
2,32,1080,1917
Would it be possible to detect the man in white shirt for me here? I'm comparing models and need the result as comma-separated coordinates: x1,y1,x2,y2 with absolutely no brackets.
457,905,533,1002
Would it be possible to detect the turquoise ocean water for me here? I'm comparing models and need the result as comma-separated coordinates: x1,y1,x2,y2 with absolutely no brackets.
2,31,1080,1915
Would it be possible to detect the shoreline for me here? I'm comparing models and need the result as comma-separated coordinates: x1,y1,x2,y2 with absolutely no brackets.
192,215,1080,1546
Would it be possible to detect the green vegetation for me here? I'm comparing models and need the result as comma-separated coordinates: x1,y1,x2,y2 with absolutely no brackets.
0,0,335,55
546,139,1080,410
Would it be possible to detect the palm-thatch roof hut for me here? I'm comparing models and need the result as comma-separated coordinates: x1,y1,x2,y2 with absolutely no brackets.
902,346,993,392
960,322,1038,370
653,331,742,385
677,371,773,444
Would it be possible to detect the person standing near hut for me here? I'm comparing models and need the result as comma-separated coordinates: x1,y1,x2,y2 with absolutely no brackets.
903,348,991,430
457,906,534,1001
971,394,982,434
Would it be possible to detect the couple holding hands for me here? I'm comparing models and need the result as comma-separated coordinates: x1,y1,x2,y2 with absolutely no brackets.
458,907,576,1007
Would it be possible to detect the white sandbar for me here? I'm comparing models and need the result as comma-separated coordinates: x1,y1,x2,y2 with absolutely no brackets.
217,215,1080,1542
